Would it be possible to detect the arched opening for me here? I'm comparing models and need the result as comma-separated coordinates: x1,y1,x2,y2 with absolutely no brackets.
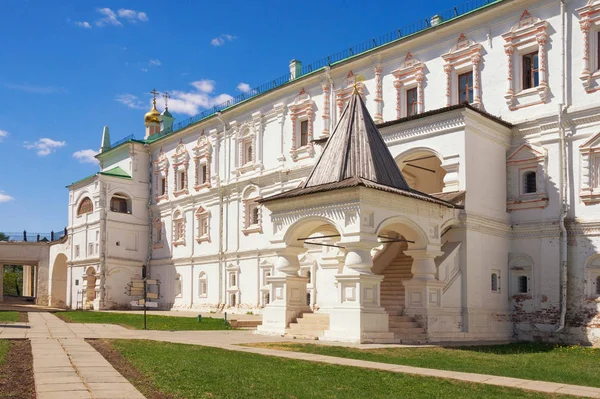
84,267,97,306
50,253,68,308
396,150,446,194
110,193,131,214
77,197,93,216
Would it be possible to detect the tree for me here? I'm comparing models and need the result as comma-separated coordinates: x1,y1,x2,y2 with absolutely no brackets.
0,232,9,242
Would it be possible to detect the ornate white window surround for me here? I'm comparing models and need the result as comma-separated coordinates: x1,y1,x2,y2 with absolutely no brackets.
509,255,533,299
289,88,315,161
585,254,600,299
506,143,548,211
198,272,208,298
172,141,189,197
259,259,274,307
235,122,262,175
335,71,366,115
502,10,549,110
392,53,425,119
154,148,169,203
152,217,164,249
195,206,210,243
241,185,262,236
577,1,600,92
579,132,600,204
172,209,186,247
193,133,212,191
226,264,240,306
442,34,483,108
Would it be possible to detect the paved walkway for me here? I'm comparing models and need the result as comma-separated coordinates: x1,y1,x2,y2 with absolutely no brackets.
2,312,600,398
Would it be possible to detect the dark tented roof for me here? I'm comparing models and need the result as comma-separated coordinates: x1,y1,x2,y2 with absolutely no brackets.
303,92,410,190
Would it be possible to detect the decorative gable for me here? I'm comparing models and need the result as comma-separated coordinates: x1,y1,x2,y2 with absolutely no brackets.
579,132,600,204
506,143,548,211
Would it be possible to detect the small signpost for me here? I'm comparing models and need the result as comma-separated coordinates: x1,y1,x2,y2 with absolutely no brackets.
124,265,161,330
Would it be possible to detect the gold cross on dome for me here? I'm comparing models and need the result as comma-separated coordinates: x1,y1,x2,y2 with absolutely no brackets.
150,88,159,106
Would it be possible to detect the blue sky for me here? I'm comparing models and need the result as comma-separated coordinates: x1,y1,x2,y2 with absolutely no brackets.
0,0,459,232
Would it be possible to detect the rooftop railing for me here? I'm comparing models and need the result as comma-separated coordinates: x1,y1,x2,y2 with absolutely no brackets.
123,0,502,144
2,229,67,243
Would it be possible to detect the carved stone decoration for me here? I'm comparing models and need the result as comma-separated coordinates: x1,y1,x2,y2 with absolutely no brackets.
441,34,483,108
172,209,186,247
502,10,549,110
321,82,331,136
373,64,383,123
577,1,600,92
193,131,213,191
288,88,315,161
392,53,426,119
580,132,600,204
335,71,365,114
195,206,210,243
171,140,189,197
154,147,169,203
235,122,262,175
506,143,549,211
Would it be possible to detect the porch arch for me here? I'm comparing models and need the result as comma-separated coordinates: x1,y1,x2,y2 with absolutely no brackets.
282,216,344,248
376,215,430,250
50,253,68,308
395,148,446,194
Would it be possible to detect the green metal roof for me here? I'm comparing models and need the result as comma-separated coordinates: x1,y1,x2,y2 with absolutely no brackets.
99,166,132,179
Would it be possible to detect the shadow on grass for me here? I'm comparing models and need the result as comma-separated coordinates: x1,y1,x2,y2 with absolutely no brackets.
445,342,557,355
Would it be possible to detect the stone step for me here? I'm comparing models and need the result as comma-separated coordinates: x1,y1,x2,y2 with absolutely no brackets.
390,327,425,334
284,332,320,340
295,319,330,327
389,321,420,328
286,324,325,333
300,313,330,321
389,315,415,322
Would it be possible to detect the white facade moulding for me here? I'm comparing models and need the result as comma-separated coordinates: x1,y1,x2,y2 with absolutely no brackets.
392,53,425,119
288,88,315,161
502,10,549,111
172,141,190,197
579,132,600,204
193,132,213,191
577,1,600,93
506,143,549,212
442,34,483,109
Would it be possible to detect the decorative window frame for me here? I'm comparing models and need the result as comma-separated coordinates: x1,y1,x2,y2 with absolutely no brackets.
491,269,501,293
585,254,600,299
198,271,208,298
502,10,549,110
299,253,317,309
335,71,366,115
579,132,600,204
442,34,483,108
577,1,600,92
509,254,533,298
195,206,210,243
172,141,189,197
506,143,548,211
154,148,169,202
193,132,212,191
174,273,182,298
392,53,425,119
289,88,315,161
172,209,186,247
152,217,164,249
241,185,262,235
259,259,274,307
226,264,240,307
235,122,262,175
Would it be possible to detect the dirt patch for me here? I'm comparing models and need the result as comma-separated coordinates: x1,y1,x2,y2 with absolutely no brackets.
87,339,178,399
0,340,35,399
17,313,28,323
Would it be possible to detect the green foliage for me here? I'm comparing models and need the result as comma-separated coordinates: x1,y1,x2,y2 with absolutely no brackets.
55,311,231,331
247,342,600,389
0,233,9,242
0,341,9,366
2,266,23,296
109,339,573,399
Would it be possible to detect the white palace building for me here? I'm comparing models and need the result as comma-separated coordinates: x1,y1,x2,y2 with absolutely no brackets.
43,0,600,345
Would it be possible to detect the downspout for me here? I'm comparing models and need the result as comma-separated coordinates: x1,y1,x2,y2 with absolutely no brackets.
215,112,227,307
145,144,153,279
100,180,108,309
556,0,568,332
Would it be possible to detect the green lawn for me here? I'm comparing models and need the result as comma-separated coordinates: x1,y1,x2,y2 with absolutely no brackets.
106,339,573,399
0,341,9,365
55,311,231,331
0,311,21,323
245,342,600,388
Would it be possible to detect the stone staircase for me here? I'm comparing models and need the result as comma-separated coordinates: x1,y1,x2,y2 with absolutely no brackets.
381,250,429,344
285,312,330,340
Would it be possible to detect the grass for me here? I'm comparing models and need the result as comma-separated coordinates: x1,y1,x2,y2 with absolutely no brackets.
244,342,600,388
55,311,231,331
104,339,574,399
0,341,9,365
0,311,21,323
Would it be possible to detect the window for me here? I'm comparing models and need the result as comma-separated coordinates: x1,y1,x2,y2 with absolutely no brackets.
522,52,539,90
300,120,309,147
244,142,253,164
110,194,130,214
193,134,213,190
406,88,418,117
177,170,187,191
230,273,236,287
77,197,93,216
231,293,237,306
153,217,163,249
517,276,528,294
175,274,182,297
491,273,499,292
242,186,262,235
75,245,80,258
201,164,207,184
250,206,259,226
523,171,537,194
458,71,474,103
173,211,185,246
156,225,162,243
596,276,600,295
196,206,210,243
88,243,94,256
198,272,207,298
161,177,167,196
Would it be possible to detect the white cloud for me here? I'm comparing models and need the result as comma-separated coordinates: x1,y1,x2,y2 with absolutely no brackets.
149,59,161,67
24,138,66,156
118,9,148,22
237,82,251,93
211,34,236,46
0,192,14,203
73,149,99,164
3,83,66,94
141,68,148,73
115,94,146,109
96,8,121,27
191,80,215,93
75,21,91,29
0,130,8,142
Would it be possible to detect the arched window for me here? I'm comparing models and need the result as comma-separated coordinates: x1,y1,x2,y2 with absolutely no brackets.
198,272,207,298
246,144,253,164
517,275,528,294
523,171,537,194
175,273,182,297
596,276,600,295
242,186,262,235
110,193,131,214
491,273,498,292
77,197,93,216
173,210,185,245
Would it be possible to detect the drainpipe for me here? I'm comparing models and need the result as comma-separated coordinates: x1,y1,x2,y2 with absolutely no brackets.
145,144,153,279
215,112,227,307
556,0,568,332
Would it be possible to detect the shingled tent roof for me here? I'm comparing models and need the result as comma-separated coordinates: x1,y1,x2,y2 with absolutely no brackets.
261,92,459,208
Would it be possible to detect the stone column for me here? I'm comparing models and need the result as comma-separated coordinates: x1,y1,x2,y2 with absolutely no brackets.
324,241,392,343
256,247,309,335
22,265,32,297
402,248,445,313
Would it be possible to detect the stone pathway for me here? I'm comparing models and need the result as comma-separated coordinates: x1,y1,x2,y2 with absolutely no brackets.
2,312,600,398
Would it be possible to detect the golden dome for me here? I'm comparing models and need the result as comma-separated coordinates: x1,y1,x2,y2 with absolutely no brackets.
144,104,160,124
